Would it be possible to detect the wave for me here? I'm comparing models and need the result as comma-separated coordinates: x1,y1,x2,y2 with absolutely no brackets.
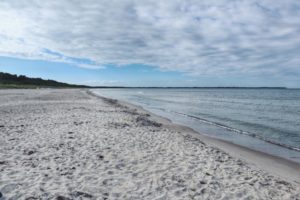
156,108,300,152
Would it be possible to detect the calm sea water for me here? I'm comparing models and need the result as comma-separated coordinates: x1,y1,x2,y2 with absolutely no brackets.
92,88,300,162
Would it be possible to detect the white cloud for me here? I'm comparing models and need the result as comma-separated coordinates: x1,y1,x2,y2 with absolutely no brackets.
0,0,300,76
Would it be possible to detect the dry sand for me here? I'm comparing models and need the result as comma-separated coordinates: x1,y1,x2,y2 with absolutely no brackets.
0,89,299,200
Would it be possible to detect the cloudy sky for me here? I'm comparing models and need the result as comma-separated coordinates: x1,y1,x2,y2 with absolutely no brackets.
0,0,300,87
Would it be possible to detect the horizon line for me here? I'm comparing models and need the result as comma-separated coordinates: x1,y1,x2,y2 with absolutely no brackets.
89,86,292,89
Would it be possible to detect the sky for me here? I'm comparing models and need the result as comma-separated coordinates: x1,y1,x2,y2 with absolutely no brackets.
0,0,300,87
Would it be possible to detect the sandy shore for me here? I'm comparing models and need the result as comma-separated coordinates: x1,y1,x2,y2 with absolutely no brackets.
0,89,299,199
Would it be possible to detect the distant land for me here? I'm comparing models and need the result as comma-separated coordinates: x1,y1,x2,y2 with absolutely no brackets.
0,72,89,89
0,71,287,89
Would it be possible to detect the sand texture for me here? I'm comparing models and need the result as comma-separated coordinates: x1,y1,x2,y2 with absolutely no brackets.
0,89,299,200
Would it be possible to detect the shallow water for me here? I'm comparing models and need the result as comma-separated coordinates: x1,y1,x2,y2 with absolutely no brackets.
92,88,300,162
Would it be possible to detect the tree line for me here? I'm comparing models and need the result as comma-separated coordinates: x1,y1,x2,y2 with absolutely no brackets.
0,72,89,88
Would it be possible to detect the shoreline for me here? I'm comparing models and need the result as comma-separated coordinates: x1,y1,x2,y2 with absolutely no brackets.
89,89,300,184
90,88,300,163
1,88,299,199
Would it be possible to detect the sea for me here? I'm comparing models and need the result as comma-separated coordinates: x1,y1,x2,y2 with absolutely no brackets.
92,88,300,163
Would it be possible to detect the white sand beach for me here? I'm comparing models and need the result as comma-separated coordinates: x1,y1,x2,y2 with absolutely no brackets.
0,89,300,200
